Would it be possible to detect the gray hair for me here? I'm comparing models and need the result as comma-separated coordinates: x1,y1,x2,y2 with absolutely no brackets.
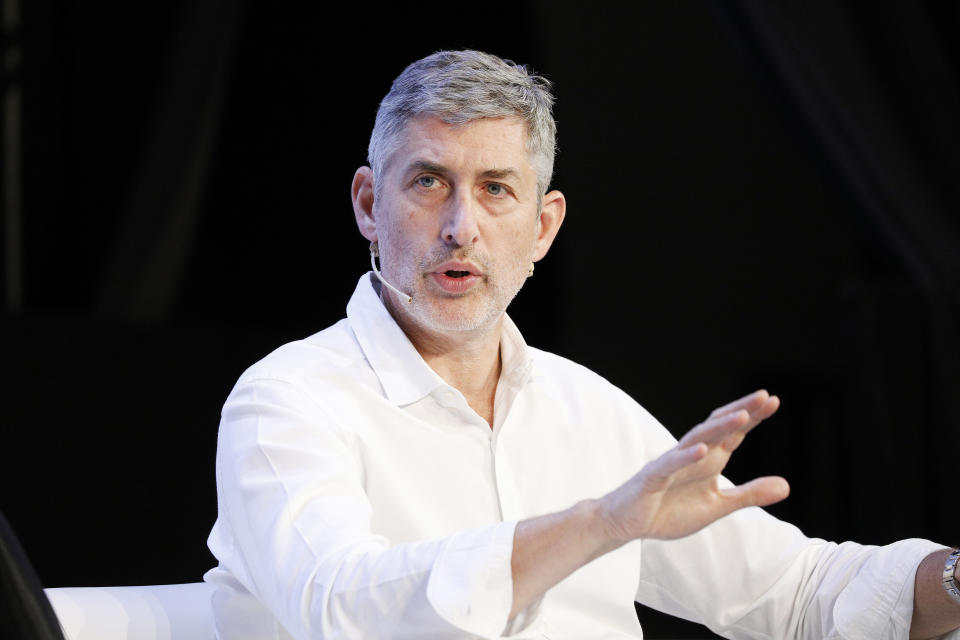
368,50,557,198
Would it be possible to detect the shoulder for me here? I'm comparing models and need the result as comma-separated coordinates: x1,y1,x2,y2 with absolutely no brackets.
527,346,640,408
216,318,381,454
229,318,377,401
525,346,680,461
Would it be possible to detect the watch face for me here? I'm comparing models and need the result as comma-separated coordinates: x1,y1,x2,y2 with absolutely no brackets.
947,550,960,605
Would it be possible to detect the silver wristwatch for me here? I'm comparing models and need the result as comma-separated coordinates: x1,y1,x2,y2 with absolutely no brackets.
944,548,960,605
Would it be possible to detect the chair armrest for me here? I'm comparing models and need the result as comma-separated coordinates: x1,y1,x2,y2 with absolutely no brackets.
44,583,216,640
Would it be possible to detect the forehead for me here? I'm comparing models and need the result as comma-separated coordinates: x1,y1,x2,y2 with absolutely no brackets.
389,115,536,180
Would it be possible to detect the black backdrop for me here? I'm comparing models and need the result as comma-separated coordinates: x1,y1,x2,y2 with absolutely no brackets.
3,2,958,638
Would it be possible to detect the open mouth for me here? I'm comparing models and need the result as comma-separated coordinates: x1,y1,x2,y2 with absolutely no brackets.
431,268,479,293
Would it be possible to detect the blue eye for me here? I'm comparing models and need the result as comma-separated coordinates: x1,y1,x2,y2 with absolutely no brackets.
486,183,504,196
416,176,437,188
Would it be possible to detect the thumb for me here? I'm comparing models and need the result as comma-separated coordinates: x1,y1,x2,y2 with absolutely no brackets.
719,476,790,510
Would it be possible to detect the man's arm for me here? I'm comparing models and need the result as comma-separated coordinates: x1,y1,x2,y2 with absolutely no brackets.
509,389,960,639
510,390,789,618
911,549,960,639
210,376,523,639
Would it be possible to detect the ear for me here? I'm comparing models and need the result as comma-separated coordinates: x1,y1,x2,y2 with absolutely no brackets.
352,166,377,242
532,189,566,262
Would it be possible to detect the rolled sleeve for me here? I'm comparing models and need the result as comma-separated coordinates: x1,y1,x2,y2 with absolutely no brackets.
637,504,952,640
426,520,518,637
827,538,948,640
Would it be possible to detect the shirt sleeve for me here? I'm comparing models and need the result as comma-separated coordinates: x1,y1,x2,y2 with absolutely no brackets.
636,495,951,639
207,376,518,639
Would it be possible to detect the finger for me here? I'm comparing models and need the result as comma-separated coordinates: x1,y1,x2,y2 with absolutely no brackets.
746,394,780,424
735,394,780,435
718,396,780,452
641,443,708,490
718,476,790,510
711,392,780,434
678,409,749,448
708,389,770,420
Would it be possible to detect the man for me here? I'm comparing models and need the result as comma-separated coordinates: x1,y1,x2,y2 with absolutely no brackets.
205,50,960,639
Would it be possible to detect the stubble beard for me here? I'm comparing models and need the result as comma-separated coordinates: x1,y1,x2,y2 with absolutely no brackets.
383,244,529,336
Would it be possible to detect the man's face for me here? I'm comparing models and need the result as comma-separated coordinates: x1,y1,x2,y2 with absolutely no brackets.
369,115,546,336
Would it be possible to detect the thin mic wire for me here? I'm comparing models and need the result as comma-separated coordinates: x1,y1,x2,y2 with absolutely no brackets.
370,251,413,304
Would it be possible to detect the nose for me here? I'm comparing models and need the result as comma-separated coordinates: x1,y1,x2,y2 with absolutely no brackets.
440,189,480,247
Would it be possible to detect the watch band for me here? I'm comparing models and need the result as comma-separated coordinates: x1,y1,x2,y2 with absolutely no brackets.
944,548,960,605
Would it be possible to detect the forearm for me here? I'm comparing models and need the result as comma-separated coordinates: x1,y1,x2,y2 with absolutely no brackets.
910,549,960,640
510,498,617,619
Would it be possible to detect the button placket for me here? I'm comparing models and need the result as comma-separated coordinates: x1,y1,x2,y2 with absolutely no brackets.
490,419,525,523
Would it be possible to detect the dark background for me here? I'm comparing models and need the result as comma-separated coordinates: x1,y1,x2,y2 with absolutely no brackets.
2,2,958,637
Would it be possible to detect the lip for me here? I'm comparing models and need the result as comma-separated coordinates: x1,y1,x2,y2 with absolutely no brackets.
433,260,481,276
429,260,483,294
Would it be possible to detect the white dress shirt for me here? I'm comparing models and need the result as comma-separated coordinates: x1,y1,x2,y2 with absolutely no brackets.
205,273,952,639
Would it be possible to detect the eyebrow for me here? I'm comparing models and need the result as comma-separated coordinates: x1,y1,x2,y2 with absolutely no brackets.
404,160,522,183
479,168,521,182
406,160,448,175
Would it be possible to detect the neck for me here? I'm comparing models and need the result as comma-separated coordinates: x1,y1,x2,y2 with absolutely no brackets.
381,287,502,427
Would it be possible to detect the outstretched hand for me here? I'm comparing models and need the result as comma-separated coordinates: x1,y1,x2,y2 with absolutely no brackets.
598,390,789,545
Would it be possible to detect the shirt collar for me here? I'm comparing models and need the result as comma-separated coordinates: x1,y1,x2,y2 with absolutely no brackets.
346,272,534,406
498,309,535,390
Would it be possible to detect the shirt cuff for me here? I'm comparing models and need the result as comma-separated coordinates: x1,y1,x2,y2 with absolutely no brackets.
833,538,948,639
426,520,519,638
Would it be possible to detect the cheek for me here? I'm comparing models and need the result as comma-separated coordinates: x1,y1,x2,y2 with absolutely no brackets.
397,206,436,234
495,230,537,273
381,216,437,265
515,223,540,256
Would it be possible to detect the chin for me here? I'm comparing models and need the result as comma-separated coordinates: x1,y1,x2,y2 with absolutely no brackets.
413,299,503,335
399,276,526,336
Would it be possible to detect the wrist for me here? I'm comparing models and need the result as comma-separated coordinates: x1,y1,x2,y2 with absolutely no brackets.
580,497,627,559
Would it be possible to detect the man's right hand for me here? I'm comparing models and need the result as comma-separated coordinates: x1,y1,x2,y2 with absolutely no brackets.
510,390,789,620
595,389,789,547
